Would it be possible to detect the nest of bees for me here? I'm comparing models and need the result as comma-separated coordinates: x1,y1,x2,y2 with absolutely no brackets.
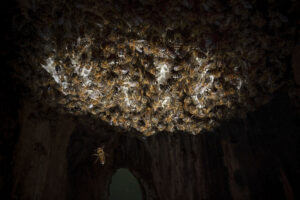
14,0,297,135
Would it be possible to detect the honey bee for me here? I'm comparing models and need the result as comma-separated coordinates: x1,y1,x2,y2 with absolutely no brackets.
183,97,192,110
94,146,105,165
121,53,133,64
222,88,236,97
173,33,183,52
66,101,77,109
149,84,157,94
107,32,119,42
173,65,183,72
135,102,145,113
57,98,68,105
157,123,166,132
90,107,100,115
172,73,182,80
224,73,240,82
214,80,223,90
110,112,119,126
207,92,219,100
152,100,161,112
101,60,110,69
139,125,148,133
208,69,222,78
189,105,199,115
112,65,122,75
166,123,175,132
144,45,159,55
183,117,192,123
151,116,159,125
165,112,173,123
130,114,139,123
100,113,109,122
144,130,155,136
142,45,151,55
160,84,171,92
176,123,185,131
148,67,157,76
184,82,195,95
142,76,151,85
128,40,144,53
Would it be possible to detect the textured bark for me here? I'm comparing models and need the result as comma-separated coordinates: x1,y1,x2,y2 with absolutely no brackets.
12,102,75,200
8,93,300,200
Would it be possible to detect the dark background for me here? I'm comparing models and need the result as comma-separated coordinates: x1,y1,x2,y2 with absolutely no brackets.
1,1,299,200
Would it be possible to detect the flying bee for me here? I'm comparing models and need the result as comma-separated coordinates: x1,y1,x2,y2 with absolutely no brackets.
94,146,105,165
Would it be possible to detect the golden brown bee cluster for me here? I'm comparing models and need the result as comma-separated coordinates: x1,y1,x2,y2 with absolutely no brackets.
14,0,297,135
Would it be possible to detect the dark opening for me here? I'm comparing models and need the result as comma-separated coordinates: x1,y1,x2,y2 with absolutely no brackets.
109,168,143,200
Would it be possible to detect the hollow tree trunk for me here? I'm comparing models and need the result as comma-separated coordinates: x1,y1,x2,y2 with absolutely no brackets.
9,93,300,200
2,1,299,200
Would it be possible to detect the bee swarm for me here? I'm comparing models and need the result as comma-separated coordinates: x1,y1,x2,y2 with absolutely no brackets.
15,0,297,136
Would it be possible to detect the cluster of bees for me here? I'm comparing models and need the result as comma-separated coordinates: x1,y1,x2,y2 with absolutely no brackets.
14,0,297,135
